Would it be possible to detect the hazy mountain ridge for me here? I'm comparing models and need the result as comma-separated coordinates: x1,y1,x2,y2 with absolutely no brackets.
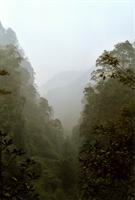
40,70,87,95
41,69,94,133
0,22,18,45
0,22,35,88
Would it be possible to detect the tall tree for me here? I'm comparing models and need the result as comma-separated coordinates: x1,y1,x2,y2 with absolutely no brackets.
0,131,40,200
79,41,135,200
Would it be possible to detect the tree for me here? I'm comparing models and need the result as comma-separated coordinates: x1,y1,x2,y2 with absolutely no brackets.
79,41,135,200
0,24,75,200
0,55,40,200
92,41,135,88
80,108,135,200
0,70,10,95
0,67,11,200
0,131,40,200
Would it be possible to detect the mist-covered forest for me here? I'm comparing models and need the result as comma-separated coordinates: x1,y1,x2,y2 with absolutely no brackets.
0,14,135,200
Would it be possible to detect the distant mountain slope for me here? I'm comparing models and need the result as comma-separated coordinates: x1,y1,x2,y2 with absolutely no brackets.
0,22,35,86
40,70,86,95
0,22,18,45
41,69,94,133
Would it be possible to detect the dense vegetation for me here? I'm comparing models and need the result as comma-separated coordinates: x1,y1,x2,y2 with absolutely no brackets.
0,22,135,200
0,23,78,200
79,41,135,200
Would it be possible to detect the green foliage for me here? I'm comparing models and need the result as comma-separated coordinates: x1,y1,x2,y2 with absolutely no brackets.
0,69,10,95
0,23,78,200
80,110,135,200
0,131,40,200
92,41,135,88
79,41,135,200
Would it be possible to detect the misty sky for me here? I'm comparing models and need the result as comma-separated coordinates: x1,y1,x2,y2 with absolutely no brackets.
0,0,135,86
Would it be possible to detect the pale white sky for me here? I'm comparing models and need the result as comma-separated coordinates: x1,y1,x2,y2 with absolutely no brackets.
0,0,135,86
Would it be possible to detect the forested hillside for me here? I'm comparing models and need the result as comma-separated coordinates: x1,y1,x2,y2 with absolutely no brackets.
79,41,135,200
0,23,78,200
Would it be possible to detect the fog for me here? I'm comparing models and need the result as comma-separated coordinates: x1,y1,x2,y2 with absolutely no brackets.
0,1,135,199
0,0,134,87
